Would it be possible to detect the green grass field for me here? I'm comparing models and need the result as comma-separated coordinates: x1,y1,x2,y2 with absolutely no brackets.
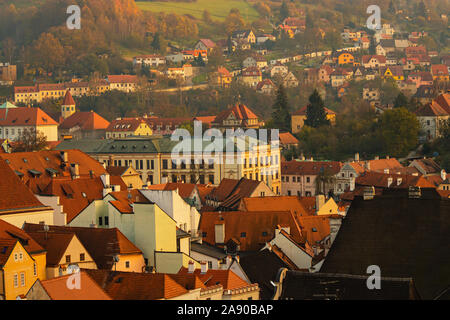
136,0,260,22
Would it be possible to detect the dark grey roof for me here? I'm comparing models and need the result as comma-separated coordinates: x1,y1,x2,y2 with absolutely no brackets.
379,39,395,48
191,242,227,259
277,271,419,300
320,188,450,299
240,249,292,300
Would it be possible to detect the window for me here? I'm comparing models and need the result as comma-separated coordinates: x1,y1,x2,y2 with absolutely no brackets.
80,253,85,261
99,217,103,226
306,177,310,183
14,253,18,261
209,175,214,183
171,160,177,169
208,261,213,269
262,231,268,237
286,176,289,183
13,273,18,288
66,255,71,263
105,216,109,226
162,159,168,169
202,232,207,237
199,175,205,184
34,263,37,276
125,261,130,268
260,192,265,197
240,232,246,238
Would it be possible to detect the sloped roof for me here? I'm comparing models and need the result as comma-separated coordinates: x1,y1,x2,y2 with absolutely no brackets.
320,188,450,299
278,271,419,300
0,220,44,254
84,269,205,300
0,107,58,126
355,171,434,189
23,223,142,270
415,101,449,116
199,210,303,251
0,159,48,214
106,118,147,132
26,232,77,267
0,239,18,266
281,160,342,175
62,90,75,106
178,267,250,290
38,271,111,300
109,189,152,214
198,39,216,48
213,104,259,124
411,158,442,175
240,196,311,220
362,55,387,64
206,178,264,210
59,111,110,131
431,64,449,76
107,75,139,84
279,132,299,145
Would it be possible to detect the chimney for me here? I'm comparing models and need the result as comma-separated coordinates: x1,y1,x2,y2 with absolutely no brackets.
200,261,208,274
396,177,402,186
386,155,390,159
384,169,389,174
214,221,225,244
188,261,195,273
387,177,393,188
365,161,371,171
375,156,379,160
355,153,360,161
409,186,421,199
70,163,80,179
363,186,375,200
60,151,68,163
300,154,305,161
315,195,325,213
441,170,447,181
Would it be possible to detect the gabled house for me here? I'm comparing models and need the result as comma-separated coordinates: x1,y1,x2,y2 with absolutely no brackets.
256,79,276,95
362,55,387,69
414,93,450,141
106,118,152,139
231,30,256,43
212,104,261,130
240,66,262,87
106,166,144,189
282,72,299,88
291,105,336,133
381,66,404,81
194,39,216,53
431,64,450,82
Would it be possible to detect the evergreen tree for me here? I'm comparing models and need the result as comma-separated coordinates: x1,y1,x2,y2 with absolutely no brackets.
280,1,290,20
304,89,330,128
394,92,408,108
272,84,291,132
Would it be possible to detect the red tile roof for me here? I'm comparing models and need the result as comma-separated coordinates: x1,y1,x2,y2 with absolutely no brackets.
199,210,303,251
0,107,58,126
26,231,77,267
213,104,259,124
0,219,44,254
362,55,387,64
109,189,151,214
279,132,299,145
59,111,110,131
0,159,49,214
0,239,19,266
24,223,142,270
107,75,139,84
431,65,449,77
178,267,249,290
281,160,342,175
84,269,206,300
107,118,147,132
356,171,435,189
38,271,112,300
62,90,75,106
198,39,216,48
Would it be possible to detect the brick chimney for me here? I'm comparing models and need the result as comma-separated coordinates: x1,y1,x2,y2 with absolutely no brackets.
355,153,360,161
70,163,80,179
387,177,393,188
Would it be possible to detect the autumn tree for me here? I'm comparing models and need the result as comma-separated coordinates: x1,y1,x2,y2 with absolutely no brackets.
224,9,245,35
32,33,65,73
1,38,15,63
12,128,48,152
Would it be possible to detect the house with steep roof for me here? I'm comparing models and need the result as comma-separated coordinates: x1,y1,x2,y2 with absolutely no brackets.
0,102,58,142
25,230,97,279
0,239,39,300
0,220,47,281
26,271,111,300
414,93,450,141
279,132,299,150
231,30,256,44
24,223,145,273
211,66,232,88
381,66,404,81
240,66,262,87
0,159,54,227
431,64,449,82
281,160,342,197
106,165,144,189
212,104,261,130
362,55,386,69
84,268,222,300
205,178,275,211
194,39,217,53
106,117,152,139
256,79,276,95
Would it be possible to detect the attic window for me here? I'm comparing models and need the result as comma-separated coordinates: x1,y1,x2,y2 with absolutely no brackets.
262,231,268,237
23,158,28,163
1,246,7,254
240,232,246,238
5,159,9,164
82,192,87,198
45,157,49,161
28,169,42,176
42,117,47,122
312,228,317,232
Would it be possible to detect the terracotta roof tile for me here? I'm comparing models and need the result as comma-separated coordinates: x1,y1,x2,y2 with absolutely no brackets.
0,239,18,266
178,267,250,290
24,224,142,270
26,232,76,267
281,160,342,175
0,107,58,126
0,220,44,254
59,111,110,131
62,90,75,106
39,271,111,300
